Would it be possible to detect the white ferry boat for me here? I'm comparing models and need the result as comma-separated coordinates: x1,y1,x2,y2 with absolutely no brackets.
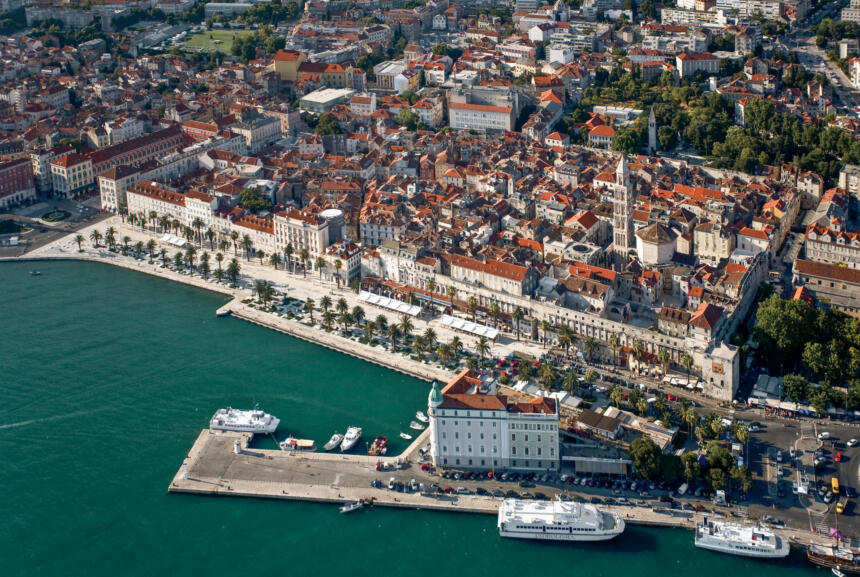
497,498,625,542
341,426,362,452
209,407,279,434
695,519,789,558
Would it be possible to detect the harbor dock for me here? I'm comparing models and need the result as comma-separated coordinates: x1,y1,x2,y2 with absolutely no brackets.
168,430,834,547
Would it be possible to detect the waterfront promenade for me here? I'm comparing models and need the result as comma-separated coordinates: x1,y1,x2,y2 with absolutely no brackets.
6,216,545,384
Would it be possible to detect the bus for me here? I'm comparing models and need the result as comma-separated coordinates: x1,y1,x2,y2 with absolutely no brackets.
832,477,840,495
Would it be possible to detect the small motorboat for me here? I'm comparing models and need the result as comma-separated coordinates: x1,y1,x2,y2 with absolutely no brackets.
415,411,429,423
409,420,425,430
29,271,41,276
400,432,412,440
279,436,316,451
323,432,344,451
339,501,364,514
834,568,846,577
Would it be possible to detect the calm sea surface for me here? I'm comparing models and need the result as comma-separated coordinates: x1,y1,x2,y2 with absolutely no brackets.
0,260,819,575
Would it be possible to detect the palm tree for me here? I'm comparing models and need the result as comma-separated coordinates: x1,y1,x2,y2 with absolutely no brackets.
204,228,215,249
134,239,144,256
558,325,573,353
74,234,84,251
374,314,387,332
387,325,401,347
173,251,183,268
446,286,457,311
511,307,524,341
200,251,210,278
183,226,193,244
192,217,204,245
219,239,229,255
184,245,196,270
467,296,478,321
351,305,365,326
128,214,136,228
336,297,349,316
171,219,181,235
215,252,224,275
299,248,310,277
539,319,551,348
539,363,556,391
257,250,265,265
149,211,158,230
632,339,645,374
657,348,670,375
488,301,501,328
253,280,269,305
427,278,436,294
89,229,102,248
333,259,342,288
314,296,329,313
226,258,240,286
450,336,462,357
423,327,436,350
146,239,156,259
121,236,131,255
105,226,116,249
583,337,598,361
159,215,170,233
476,336,490,362
230,230,239,256
269,252,282,270
304,297,315,322
241,234,253,261
399,315,413,340
636,397,649,416
609,384,623,407
322,310,335,331
681,353,693,385
608,333,620,366
584,368,598,387
365,320,376,340
562,370,577,394
159,248,168,267
338,311,352,331
414,335,426,361
284,243,293,274
314,256,326,279
437,343,452,367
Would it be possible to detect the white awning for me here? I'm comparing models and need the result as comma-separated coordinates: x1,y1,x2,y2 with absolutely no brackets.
440,314,498,340
358,291,420,317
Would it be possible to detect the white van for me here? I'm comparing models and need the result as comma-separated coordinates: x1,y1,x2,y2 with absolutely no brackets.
678,483,689,496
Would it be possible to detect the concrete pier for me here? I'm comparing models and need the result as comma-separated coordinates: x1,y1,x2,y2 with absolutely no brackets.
168,429,834,549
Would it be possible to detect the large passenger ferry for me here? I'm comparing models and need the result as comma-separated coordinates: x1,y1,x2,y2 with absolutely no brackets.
497,498,625,542
209,407,279,434
694,519,789,558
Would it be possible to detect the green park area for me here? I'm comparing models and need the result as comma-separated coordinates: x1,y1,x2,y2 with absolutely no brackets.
182,29,255,53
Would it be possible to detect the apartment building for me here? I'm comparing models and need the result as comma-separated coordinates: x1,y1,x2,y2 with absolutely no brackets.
0,158,35,209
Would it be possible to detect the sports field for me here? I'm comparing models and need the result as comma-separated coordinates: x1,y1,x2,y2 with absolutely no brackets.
182,29,254,53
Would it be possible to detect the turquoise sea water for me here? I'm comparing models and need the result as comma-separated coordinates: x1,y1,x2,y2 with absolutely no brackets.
0,261,819,576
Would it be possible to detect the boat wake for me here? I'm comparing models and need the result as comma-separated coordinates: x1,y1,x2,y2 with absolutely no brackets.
0,408,109,431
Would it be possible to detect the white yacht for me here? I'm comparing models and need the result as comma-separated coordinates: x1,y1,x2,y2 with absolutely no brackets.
415,411,429,423
695,519,790,558
209,407,279,434
497,498,625,542
341,426,362,452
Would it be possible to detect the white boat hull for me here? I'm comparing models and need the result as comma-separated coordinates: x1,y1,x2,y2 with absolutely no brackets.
694,539,790,559
499,526,624,542
210,417,280,434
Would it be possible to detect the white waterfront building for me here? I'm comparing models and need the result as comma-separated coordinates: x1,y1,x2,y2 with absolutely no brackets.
428,370,560,472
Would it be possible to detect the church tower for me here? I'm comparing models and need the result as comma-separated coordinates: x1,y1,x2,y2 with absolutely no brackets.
648,107,657,156
612,154,634,262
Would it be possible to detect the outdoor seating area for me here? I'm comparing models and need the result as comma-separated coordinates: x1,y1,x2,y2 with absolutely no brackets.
160,234,187,247
440,314,499,340
358,290,421,317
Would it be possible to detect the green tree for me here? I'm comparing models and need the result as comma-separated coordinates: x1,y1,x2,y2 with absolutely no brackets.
314,112,341,136
783,374,808,403
239,186,272,212
630,436,662,480
681,452,701,481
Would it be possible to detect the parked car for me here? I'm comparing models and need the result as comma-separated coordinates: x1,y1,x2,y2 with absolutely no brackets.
847,438,858,447
776,450,783,463
789,446,796,459
819,432,831,440
836,452,844,462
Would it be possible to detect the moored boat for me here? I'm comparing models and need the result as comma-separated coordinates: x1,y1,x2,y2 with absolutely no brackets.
323,432,344,451
808,544,860,574
341,426,362,452
409,420,425,430
279,436,316,451
368,435,388,455
695,519,789,558
415,411,429,423
497,498,624,542
210,406,279,434
400,432,412,440
339,501,364,514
